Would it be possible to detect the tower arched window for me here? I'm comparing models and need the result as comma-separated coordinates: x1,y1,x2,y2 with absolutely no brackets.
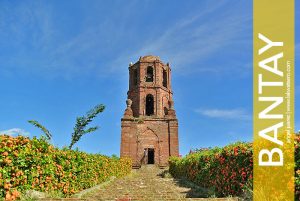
164,107,168,116
133,69,138,86
163,70,167,87
146,94,154,116
146,66,153,82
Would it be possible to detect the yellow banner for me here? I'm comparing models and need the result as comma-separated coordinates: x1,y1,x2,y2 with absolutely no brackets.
253,0,294,200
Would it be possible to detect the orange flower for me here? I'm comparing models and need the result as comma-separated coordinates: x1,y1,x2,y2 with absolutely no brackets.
4,183,12,190
13,151,18,157
4,158,12,164
11,190,20,198
5,191,12,201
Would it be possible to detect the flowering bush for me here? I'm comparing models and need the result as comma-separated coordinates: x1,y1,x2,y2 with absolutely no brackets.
171,137,300,198
169,142,252,197
0,135,132,200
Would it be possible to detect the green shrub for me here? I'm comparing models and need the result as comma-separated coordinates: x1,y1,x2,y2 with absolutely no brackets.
170,137,300,198
169,142,252,197
0,135,132,199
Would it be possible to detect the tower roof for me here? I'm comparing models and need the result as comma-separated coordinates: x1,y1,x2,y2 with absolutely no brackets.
139,55,160,62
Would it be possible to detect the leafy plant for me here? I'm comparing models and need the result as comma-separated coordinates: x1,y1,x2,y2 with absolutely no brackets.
169,142,253,197
69,104,105,149
0,135,132,199
27,104,105,149
28,120,52,140
170,136,300,198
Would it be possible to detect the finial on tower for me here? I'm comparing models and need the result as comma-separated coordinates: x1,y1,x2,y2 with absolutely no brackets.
123,99,133,117
126,99,132,108
167,100,176,117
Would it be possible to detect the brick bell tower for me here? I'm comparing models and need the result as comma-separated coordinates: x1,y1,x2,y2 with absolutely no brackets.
120,55,179,168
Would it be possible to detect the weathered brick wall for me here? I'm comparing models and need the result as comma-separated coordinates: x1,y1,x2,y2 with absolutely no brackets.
121,118,178,167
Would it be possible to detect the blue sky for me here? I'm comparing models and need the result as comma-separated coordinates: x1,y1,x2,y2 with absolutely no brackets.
0,0,299,156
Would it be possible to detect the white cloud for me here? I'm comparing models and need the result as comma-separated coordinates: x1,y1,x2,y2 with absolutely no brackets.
195,108,251,120
0,1,140,79
0,1,252,79
0,128,30,136
113,1,252,76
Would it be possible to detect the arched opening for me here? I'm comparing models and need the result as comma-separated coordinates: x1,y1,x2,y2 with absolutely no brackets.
146,66,153,82
147,148,155,164
133,69,138,86
146,94,154,116
163,70,167,87
164,107,168,116
138,128,160,166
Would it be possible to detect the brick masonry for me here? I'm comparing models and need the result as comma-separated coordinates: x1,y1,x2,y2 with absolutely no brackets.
120,55,179,168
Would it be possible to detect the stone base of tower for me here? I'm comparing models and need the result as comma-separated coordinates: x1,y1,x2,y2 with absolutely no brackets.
120,117,179,168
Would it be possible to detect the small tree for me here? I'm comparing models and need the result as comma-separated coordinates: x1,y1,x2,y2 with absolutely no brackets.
28,103,105,149
28,120,52,140
69,104,105,149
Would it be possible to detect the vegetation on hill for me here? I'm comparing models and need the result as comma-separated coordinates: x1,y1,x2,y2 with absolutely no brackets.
0,135,132,200
169,142,252,198
170,135,300,199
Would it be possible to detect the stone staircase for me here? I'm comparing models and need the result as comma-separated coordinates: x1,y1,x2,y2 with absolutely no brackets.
39,165,238,201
